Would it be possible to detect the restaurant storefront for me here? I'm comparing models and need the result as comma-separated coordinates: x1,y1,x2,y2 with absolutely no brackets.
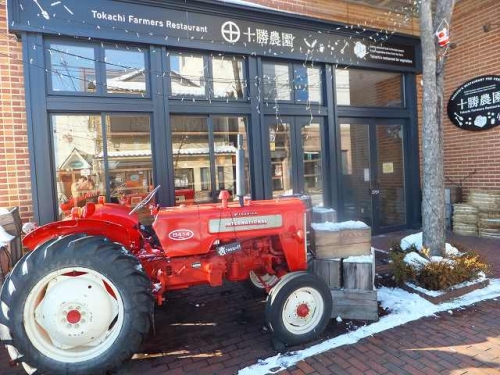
7,0,422,233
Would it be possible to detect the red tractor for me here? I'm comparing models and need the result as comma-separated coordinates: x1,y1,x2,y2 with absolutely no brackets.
0,138,332,374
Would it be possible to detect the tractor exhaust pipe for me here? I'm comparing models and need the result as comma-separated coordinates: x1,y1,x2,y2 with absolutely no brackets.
236,134,246,207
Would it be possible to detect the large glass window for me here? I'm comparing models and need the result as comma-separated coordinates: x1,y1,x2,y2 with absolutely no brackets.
263,62,323,104
263,62,292,101
105,48,147,95
301,119,323,206
169,53,206,97
52,114,153,219
169,53,246,100
171,116,249,204
48,43,96,93
335,69,403,107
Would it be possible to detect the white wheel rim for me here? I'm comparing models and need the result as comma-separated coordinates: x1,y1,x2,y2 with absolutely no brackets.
282,287,324,335
23,267,124,363
249,271,278,289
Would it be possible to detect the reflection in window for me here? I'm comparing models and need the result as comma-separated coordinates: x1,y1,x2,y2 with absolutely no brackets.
335,69,403,107
302,120,323,206
212,117,250,196
171,116,211,204
295,66,322,103
269,121,293,197
51,114,153,220
105,48,147,95
170,53,206,97
212,56,245,99
105,115,153,210
49,44,96,92
263,62,291,101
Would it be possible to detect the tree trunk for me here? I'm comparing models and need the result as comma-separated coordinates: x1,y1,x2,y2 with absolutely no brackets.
419,0,455,256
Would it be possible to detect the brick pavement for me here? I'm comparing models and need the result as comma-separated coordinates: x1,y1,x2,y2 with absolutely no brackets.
0,233,499,375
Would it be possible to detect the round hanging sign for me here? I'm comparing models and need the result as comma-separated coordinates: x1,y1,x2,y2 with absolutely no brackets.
447,75,500,131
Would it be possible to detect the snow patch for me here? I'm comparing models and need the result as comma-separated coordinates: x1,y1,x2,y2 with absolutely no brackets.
343,254,373,263
400,232,461,256
312,207,335,214
403,252,429,270
239,279,500,375
311,221,369,232
0,225,14,247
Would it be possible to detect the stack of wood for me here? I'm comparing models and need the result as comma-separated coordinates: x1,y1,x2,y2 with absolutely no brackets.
311,221,378,321
452,203,478,236
469,190,500,238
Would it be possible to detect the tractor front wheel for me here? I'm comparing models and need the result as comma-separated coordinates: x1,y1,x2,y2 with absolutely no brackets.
265,272,332,346
0,234,153,374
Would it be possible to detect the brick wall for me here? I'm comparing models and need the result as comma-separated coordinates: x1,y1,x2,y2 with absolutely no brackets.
441,0,500,198
245,0,420,36
0,3,33,222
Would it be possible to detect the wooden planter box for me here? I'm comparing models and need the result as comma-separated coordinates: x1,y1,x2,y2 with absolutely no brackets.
331,289,378,321
313,226,371,259
402,278,490,304
313,259,342,289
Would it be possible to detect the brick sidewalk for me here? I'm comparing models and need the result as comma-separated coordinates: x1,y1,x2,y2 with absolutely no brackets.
1,233,499,375
284,298,500,375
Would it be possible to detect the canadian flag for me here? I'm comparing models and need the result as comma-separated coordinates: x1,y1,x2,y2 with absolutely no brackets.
436,27,450,47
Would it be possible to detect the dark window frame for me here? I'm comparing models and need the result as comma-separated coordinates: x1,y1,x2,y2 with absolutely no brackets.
45,38,151,99
167,50,249,102
262,59,325,105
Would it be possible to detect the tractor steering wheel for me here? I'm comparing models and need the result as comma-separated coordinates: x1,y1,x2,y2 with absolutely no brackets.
128,185,161,216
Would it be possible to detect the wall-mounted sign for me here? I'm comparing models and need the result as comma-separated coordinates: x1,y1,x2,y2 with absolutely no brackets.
382,162,394,174
447,75,500,131
8,0,417,70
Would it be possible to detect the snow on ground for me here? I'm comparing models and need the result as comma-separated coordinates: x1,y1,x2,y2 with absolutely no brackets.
238,279,500,375
400,232,461,256
311,221,369,231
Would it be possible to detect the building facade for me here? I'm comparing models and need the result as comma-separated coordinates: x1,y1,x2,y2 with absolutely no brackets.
0,0,496,235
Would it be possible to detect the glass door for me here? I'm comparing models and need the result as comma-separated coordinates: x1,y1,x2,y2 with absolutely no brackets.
339,118,407,233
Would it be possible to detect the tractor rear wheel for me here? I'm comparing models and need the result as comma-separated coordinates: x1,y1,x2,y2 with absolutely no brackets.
265,272,332,346
0,234,153,374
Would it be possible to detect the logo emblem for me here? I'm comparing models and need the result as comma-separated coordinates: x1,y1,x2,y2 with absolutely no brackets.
354,42,368,59
168,229,194,241
221,21,241,43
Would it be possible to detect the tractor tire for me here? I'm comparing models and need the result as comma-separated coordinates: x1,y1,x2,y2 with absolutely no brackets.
244,271,279,296
0,234,153,375
265,271,332,346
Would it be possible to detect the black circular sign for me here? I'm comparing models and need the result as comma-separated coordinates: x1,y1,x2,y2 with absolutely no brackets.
447,75,500,131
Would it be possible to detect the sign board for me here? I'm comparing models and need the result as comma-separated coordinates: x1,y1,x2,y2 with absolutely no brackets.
8,0,417,70
382,162,394,174
447,75,500,131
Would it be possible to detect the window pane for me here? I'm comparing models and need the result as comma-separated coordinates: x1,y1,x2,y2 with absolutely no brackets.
105,115,153,217
212,117,250,198
49,44,96,92
263,62,291,101
335,69,403,107
171,116,211,204
170,53,206,97
295,66,322,103
269,120,293,197
52,114,103,219
105,48,146,95
212,56,246,100
301,120,323,206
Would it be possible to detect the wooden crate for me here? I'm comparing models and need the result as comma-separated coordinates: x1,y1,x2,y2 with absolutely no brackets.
343,259,374,291
0,207,22,237
313,226,371,259
313,259,341,289
331,289,379,321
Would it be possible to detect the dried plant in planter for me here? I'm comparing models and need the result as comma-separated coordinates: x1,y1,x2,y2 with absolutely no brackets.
390,244,490,291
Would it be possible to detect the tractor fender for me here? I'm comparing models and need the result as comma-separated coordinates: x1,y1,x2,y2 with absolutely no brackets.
23,219,142,252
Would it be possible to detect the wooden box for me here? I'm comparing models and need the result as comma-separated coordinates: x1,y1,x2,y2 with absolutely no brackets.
313,226,371,259
331,289,379,321
313,259,341,289
343,257,374,291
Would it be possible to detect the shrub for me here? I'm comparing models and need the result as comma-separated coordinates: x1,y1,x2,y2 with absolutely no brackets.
390,250,490,291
